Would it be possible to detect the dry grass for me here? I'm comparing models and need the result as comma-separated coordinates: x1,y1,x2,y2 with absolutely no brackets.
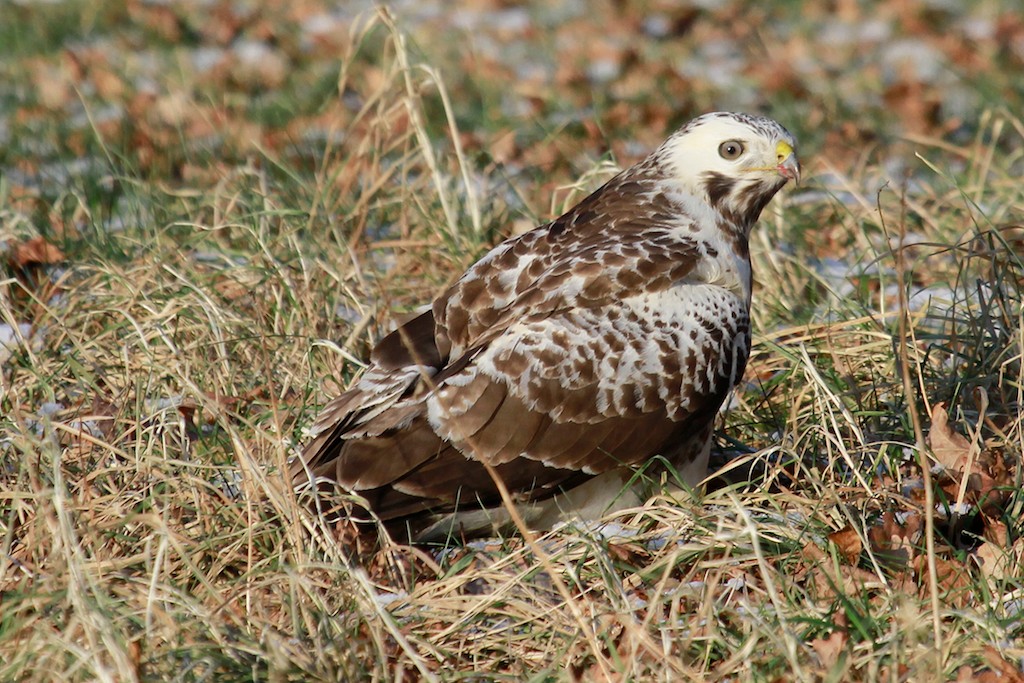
2,5,1024,681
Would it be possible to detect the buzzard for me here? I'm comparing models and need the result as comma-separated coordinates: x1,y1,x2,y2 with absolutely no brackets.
293,112,799,543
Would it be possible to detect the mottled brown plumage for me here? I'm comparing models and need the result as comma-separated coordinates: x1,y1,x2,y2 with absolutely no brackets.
293,112,799,543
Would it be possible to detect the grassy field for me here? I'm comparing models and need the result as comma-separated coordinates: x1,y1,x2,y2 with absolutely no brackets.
1,1,1023,680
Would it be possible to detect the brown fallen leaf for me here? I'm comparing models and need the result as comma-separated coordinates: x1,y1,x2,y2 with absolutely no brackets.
928,402,972,472
955,646,1024,682
975,541,1009,581
829,525,863,565
983,515,1009,547
866,511,914,567
9,236,64,268
981,644,1024,682
882,78,941,135
880,664,911,681
809,628,848,670
927,401,1014,517
974,534,1023,582
915,555,972,608
606,540,649,565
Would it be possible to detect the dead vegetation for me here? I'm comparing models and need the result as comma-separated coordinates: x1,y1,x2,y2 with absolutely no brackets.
1,2,1023,681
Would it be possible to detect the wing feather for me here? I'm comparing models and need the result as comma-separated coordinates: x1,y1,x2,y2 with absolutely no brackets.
289,121,786,539
491,406,550,465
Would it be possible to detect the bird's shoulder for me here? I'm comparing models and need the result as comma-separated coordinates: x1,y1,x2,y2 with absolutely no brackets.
436,168,732,350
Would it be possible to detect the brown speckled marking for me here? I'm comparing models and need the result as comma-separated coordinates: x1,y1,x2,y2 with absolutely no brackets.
293,112,797,542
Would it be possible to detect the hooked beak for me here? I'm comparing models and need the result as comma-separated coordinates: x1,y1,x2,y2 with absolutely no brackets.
775,140,800,184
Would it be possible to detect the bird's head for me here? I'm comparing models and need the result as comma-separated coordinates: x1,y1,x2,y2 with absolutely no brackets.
654,112,799,231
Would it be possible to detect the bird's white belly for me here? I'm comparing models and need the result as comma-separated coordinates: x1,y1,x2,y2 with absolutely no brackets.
620,284,750,414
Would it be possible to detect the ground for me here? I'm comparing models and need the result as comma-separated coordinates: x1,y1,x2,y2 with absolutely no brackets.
1,1,1023,680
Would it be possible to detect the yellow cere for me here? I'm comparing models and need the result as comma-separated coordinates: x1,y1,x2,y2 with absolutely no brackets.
775,140,794,162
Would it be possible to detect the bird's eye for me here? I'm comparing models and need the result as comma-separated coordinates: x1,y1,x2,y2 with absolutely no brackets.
718,140,744,160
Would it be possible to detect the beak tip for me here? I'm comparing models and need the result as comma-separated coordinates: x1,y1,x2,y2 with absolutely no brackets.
778,155,801,185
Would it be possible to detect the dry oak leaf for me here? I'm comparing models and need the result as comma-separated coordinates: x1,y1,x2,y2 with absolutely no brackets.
9,236,64,268
974,534,1023,582
810,611,849,670
928,402,973,472
915,555,973,608
955,645,1024,682
982,644,1024,682
928,403,1011,514
828,525,863,564
983,515,1009,546
809,629,848,670
866,510,915,567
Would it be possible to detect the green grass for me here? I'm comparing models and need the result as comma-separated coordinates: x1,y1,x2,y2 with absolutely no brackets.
2,2,1024,681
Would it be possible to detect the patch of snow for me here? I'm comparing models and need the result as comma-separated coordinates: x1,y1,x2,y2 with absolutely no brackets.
642,14,671,39
192,47,226,73
881,40,946,84
0,323,32,365
38,402,64,417
67,420,103,437
374,590,408,608
587,58,621,84
724,576,747,591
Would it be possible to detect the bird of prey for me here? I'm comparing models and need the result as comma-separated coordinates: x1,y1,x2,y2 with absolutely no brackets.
293,112,799,543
